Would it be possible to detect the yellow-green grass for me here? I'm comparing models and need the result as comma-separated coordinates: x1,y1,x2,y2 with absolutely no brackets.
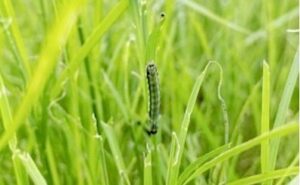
0,0,298,184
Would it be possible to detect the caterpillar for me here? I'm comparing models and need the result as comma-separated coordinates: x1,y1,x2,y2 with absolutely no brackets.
146,62,160,135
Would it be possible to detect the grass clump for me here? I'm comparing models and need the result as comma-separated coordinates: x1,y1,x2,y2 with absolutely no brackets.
0,0,298,184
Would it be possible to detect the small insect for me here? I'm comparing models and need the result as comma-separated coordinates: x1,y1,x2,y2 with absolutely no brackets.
146,62,160,135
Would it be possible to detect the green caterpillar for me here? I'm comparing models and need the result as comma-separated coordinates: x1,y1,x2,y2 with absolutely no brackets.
146,62,160,135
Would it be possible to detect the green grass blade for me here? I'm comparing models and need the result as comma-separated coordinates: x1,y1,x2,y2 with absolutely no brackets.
276,154,299,185
166,132,180,185
245,7,298,45
0,0,85,151
215,62,230,145
98,135,109,185
178,143,231,184
181,0,250,34
269,49,299,170
231,82,260,144
167,63,209,185
144,145,152,185
2,0,32,79
190,15,212,57
12,155,29,185
261,61,270,185
102,122,131,185
128,0,147,64
102,71,128,121
0,74,17,150
182,122,299,184
167,61,229,184
45,141,60,185
51,0,129,98
0,74,42,185
145,14,165,62
227,167,299,185
15,151,47,185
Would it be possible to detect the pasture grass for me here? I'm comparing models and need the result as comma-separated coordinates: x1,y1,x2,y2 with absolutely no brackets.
0,0,298,184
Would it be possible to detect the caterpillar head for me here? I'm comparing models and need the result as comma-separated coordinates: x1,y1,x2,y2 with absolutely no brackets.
146,62,157,76
146,124,157,136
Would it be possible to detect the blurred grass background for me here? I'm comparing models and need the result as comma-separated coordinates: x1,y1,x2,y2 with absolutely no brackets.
0,0,298,184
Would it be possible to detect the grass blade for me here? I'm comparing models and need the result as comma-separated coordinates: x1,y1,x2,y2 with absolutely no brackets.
12,156,29,185
0,75,17,149
144,145,152,185
51,0,129,98
45,141,60,185
102,71,128,120
269,49,299,170
261,61,270,185
98,136,110,185
166,132,180,185
14,152,47,185
0,74,45,185
102,122,131,185
227,167,299,185
178,143,231,184
2,0,32,79
276,154,299,185
245,7,298,45
0,0,85,151
182,122,299,184
167,61,229,184
181,0,250,34
167,63,209,185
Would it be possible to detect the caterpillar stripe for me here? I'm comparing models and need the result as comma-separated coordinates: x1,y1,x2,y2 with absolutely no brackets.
146,62,160,135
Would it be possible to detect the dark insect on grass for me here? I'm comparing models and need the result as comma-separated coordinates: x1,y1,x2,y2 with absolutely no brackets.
145,62,160,135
